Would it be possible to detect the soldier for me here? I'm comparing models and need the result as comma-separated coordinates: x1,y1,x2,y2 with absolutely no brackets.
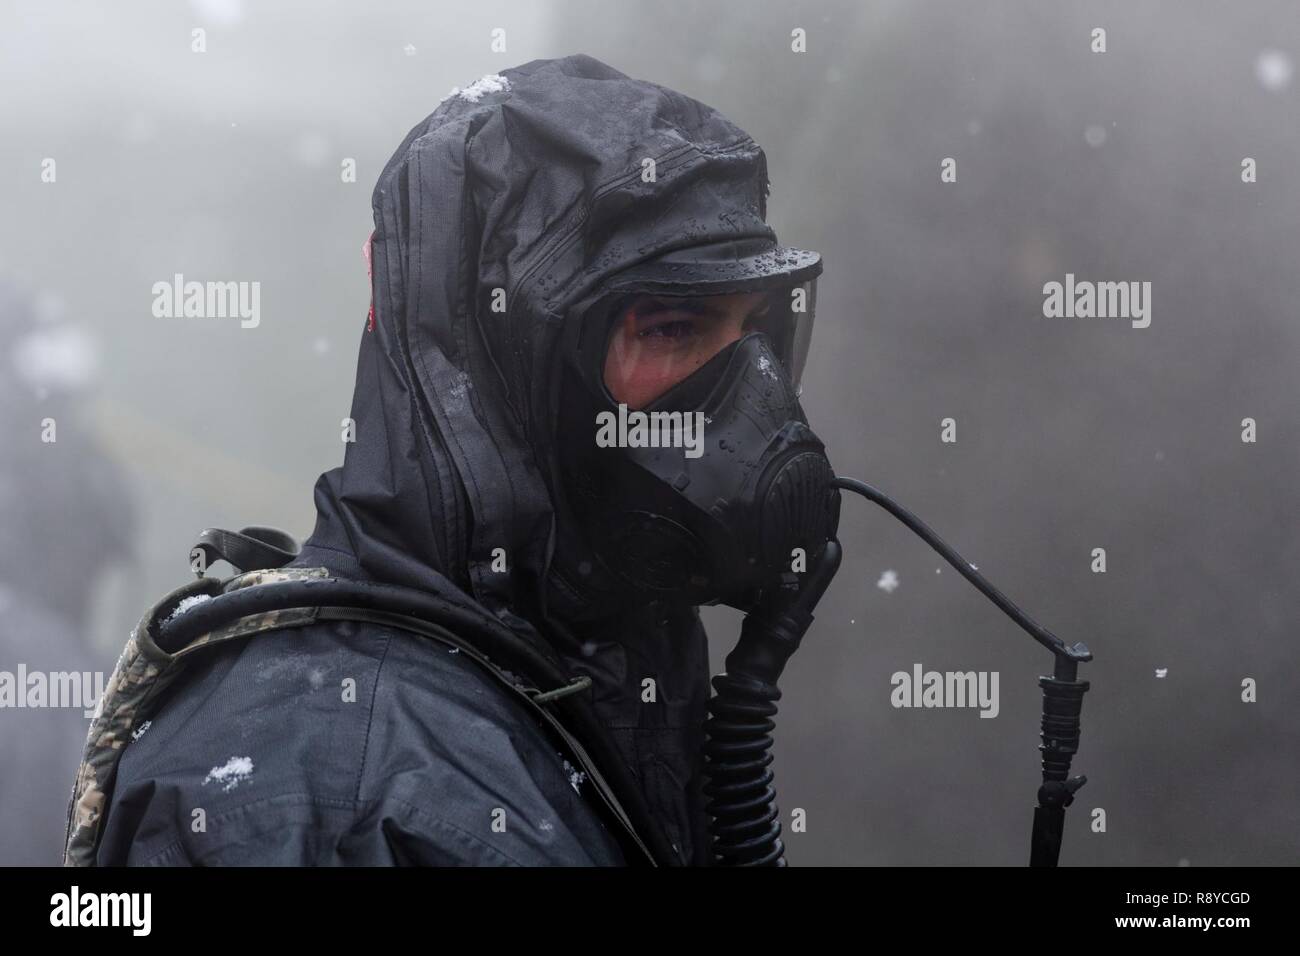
68,54,841,866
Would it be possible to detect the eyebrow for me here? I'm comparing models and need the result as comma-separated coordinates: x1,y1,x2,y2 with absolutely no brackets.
630,295,772,320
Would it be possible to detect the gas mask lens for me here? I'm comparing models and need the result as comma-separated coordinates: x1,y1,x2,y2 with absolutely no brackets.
600,278,817,409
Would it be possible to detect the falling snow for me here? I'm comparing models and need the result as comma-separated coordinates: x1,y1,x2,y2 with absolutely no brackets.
190,0,243,26
1255,49,1293,92
11,325,98,392
876,570,900,593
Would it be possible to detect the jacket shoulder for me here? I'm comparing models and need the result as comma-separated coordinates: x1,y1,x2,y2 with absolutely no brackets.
97,616,624,865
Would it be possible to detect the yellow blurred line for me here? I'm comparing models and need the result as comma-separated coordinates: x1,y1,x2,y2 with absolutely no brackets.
88,396,309,521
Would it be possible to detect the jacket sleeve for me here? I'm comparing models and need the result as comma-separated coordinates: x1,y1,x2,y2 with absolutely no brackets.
94,622,627,866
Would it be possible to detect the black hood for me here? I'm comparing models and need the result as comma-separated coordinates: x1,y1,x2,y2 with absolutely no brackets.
297,54,822,864
303,53,820,635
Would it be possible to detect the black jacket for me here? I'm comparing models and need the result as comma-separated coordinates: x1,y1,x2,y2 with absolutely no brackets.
91,53,795,866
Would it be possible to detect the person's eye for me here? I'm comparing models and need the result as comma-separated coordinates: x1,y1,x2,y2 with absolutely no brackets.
637,318,698,340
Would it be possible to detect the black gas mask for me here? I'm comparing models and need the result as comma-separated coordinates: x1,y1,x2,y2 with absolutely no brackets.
549,244,1090,869
541,243,849,867
553,254,840,613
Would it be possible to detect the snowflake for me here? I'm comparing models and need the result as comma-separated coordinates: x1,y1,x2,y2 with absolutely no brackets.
202,756,254,792
560,756,587,793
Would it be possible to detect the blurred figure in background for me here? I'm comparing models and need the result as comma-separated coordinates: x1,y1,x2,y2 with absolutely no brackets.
0,275,137,864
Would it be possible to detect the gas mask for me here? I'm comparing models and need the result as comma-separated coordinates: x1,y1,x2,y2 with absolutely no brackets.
549,242,1090,869
553,244,840,613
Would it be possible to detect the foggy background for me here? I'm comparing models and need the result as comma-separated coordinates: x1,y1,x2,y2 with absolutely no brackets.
1,0,1296,865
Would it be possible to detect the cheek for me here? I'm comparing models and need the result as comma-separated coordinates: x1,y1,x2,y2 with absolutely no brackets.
602,332,725,409
604,352,677,410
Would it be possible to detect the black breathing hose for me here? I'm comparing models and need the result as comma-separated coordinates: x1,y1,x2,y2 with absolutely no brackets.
702,476,1091,867
702,538,840,866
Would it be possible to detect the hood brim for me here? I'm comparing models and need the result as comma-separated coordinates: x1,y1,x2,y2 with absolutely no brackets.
598,239,822,296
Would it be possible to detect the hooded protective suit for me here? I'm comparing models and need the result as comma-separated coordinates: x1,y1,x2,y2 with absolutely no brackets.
84,54,830,866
